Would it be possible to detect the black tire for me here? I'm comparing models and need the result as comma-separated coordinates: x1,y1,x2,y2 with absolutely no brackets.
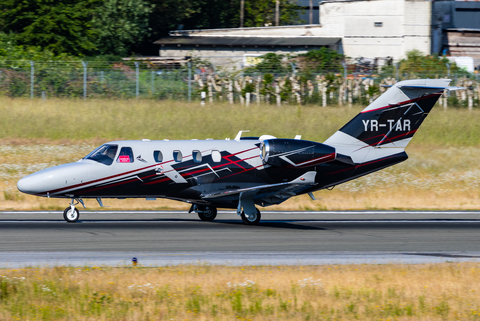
241,209,261,225
63,207,79,223
197,206,217,221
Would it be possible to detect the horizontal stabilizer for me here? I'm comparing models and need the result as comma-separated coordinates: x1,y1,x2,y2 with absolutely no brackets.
400,85,465,91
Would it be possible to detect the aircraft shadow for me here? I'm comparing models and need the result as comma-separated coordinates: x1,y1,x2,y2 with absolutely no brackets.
212,220,328,230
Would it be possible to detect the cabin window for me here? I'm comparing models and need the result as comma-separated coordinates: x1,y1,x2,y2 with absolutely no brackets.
116,147,134,163
192,150,202,163
153,150,163,163
84,144,118,166
211,150,222,163
173,150,183,162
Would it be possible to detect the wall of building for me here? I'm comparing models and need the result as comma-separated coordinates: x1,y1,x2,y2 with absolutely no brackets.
320,0,432,61
159,47,312,69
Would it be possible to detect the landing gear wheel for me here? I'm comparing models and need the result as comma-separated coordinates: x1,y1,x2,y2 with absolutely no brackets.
63,207,79,223
241,209,261,225
197,205,217,221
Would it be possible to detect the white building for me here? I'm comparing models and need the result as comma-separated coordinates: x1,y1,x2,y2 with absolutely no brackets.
154,0,480,69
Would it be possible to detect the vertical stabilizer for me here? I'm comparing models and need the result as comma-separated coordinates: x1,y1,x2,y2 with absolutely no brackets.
324,79,451,164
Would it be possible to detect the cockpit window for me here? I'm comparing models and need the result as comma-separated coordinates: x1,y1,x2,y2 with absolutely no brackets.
84,144,118,166
117,147,134,163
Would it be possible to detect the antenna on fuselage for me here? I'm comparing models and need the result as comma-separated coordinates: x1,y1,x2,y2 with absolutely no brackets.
234,130,250,141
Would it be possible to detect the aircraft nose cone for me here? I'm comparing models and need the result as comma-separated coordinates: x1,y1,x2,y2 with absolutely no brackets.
17,172,46,195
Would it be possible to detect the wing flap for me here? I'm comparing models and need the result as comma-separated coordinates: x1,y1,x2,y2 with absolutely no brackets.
201,171,317,201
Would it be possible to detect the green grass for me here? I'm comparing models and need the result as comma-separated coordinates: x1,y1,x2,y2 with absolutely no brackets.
0,98,479,146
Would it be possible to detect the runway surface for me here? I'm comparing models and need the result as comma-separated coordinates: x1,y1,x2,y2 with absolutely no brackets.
1,210,480,267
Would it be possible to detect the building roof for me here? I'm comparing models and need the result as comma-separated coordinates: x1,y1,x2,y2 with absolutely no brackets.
444,28,480,33
154,36,341,47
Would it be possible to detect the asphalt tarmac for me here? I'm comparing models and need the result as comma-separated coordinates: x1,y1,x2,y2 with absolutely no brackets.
1,210,479,267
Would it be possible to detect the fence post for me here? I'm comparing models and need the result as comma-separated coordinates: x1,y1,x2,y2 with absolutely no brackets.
342,62,347,101
446,63,450,78
151,71,155,96
134,62,140,98
82,61,88,99
395,62,399,81
30,61,34,99
187,61,192,102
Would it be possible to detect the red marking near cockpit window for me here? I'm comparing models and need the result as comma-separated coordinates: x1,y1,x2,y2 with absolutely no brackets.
118,155,130,163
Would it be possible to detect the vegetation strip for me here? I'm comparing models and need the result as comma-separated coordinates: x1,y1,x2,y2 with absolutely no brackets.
1,263,480,320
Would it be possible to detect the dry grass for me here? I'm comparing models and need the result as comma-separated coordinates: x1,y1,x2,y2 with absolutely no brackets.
1,263,480,320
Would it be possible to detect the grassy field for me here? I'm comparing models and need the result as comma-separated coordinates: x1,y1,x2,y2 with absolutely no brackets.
0,98,479,146
1,263,480,320
0,98,479,211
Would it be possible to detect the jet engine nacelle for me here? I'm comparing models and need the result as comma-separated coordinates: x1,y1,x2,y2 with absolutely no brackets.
260,139,336,168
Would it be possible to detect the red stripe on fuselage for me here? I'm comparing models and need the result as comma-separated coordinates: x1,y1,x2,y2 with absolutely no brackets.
47,146,259,195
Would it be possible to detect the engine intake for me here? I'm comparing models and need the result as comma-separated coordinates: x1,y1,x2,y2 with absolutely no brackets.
260,139,336,168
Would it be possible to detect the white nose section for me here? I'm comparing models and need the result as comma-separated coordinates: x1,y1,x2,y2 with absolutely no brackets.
17,172,47,195
17,162,92,196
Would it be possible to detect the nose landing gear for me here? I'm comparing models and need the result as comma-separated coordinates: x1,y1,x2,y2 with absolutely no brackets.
63,198,85,223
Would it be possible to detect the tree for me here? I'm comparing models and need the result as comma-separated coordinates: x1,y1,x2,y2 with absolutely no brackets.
92,0,153,56
0,32,75,61
140,0,302,55
138,0,239,55
0,0,99,56
248,53,287,72
378,50,470,79
297,48,345,72
243,0,301,27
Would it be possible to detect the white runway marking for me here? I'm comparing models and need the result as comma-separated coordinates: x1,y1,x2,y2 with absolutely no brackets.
1,251,480,268
1,210,480,215
0,220,480,223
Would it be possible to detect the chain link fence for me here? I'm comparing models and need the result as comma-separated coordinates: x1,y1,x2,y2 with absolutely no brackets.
0,59,479,108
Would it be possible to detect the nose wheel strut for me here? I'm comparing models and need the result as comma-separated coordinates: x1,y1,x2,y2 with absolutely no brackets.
63,198,85,223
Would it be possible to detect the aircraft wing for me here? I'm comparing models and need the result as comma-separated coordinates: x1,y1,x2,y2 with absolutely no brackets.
201,171,317,206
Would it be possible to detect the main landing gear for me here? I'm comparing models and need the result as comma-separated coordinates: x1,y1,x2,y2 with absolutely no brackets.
241,208,261,225
190,204,218,221
63,198,84,223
